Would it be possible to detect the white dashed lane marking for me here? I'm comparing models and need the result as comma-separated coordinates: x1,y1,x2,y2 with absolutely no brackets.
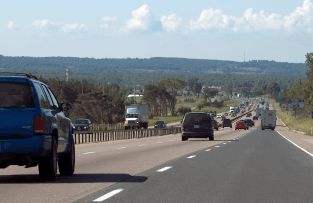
214,146,221,148
157,166,172,172
187,155,196,159
117,147,127,150
93,189,124,202
82,152,95,155
205,149,212,152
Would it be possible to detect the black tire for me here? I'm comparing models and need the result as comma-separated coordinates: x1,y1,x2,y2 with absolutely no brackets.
182,136,188,141
58,135,75,176
39,136,58,181
262,128,264,130
209,135,214,141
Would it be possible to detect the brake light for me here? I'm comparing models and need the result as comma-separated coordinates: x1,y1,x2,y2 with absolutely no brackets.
33,115,46,134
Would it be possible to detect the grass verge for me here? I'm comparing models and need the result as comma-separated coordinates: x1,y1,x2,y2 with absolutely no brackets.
273,101,313,136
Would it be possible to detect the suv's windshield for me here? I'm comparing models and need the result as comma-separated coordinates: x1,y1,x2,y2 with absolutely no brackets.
126,114,138,118
0,82,34,108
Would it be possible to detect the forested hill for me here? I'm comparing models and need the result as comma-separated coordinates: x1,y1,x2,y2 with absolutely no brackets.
0,55,306,86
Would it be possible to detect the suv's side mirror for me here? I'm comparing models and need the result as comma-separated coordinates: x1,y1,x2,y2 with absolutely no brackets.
60,103,70,112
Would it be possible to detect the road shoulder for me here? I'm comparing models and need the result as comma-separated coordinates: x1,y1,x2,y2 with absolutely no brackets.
276,118,313,157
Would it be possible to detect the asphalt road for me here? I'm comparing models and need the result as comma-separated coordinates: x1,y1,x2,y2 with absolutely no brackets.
77,127,313,203
0,121,248,203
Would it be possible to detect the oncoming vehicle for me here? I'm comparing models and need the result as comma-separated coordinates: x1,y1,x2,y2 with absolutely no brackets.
235,120,249,130
0,73,75,180
73,118,92,131
244,119,255,127
181,112,214,141
222,118,232,128
154,120,166,128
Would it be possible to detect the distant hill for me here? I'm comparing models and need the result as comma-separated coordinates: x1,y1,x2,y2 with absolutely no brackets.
0,55,306,86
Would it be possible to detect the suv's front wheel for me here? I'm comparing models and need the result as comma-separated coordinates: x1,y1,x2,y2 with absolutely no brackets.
39,136,58,181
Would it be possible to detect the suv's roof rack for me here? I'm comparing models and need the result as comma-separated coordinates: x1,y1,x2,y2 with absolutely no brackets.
0,72,38,80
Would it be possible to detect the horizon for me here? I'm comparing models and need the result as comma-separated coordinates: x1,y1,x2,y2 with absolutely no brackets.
0,54,306,64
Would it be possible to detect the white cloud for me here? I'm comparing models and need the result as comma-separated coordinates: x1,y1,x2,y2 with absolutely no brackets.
32,19,57,31
126,4,151,31
161,14,182,32
100,16,117,29
188,0,313,33
7,20,17,30
189,8,231,31
32,19,87,33
61,23,87,33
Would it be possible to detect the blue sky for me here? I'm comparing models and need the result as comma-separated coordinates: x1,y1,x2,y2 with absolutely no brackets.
1,0,312,62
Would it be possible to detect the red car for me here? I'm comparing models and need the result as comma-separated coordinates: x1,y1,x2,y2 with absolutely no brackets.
235,120,249,130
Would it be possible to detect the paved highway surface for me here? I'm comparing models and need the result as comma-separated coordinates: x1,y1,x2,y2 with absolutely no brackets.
2,114,312,203
0,121,247,203
77,124,313,202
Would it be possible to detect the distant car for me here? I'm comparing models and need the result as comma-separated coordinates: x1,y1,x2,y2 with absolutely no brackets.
252,116,258,120
154,120,166,128
223,112,228,117
246,112,252,117
0,73,75,180
244,119,255,127
222,118,232,128
212,119,219,131
181,112,214,141
73,119,92,131
216,114,222,119
235,120,249,130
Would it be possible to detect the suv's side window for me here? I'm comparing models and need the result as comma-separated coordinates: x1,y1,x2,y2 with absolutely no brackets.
46,87,59,108
41,85,54,107
33,83,50,109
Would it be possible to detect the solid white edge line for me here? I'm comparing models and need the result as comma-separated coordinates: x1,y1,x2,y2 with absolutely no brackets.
276,130,313,158
157,166,172,172
187,155,196,159
93,189,124,202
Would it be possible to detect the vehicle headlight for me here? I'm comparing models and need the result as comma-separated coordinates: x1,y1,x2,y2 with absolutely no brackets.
84,126,87,129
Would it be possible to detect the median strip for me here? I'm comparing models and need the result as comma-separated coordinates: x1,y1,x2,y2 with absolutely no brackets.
93,189,124,202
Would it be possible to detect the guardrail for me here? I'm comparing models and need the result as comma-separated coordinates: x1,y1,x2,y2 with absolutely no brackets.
73,106,256,145
74,127,181,144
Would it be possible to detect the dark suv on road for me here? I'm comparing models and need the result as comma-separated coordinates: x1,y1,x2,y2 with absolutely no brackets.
181,112,214,141
0,73,75,180
73,118,92,131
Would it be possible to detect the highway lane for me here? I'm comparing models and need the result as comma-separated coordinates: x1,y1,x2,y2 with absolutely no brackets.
0,122,249,203
78,127,313,203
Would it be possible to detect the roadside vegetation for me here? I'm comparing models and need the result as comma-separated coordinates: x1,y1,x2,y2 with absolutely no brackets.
273,101,313,135
274,53,313,135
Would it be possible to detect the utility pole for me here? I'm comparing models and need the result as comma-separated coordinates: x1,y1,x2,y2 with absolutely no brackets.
65,68,69,82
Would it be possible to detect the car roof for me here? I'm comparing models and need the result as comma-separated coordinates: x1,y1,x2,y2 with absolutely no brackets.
0,73,45,85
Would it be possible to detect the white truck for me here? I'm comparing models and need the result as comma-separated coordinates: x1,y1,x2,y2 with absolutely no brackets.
261,110,277,130
124,104,149,129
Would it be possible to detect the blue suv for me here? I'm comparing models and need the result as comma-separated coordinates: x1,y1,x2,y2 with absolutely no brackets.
0,73,75,180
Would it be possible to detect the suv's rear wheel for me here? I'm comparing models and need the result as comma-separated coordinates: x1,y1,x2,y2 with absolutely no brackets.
39,136,58,181
209,135,214,141
58,135,75,176
182,136,188,141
